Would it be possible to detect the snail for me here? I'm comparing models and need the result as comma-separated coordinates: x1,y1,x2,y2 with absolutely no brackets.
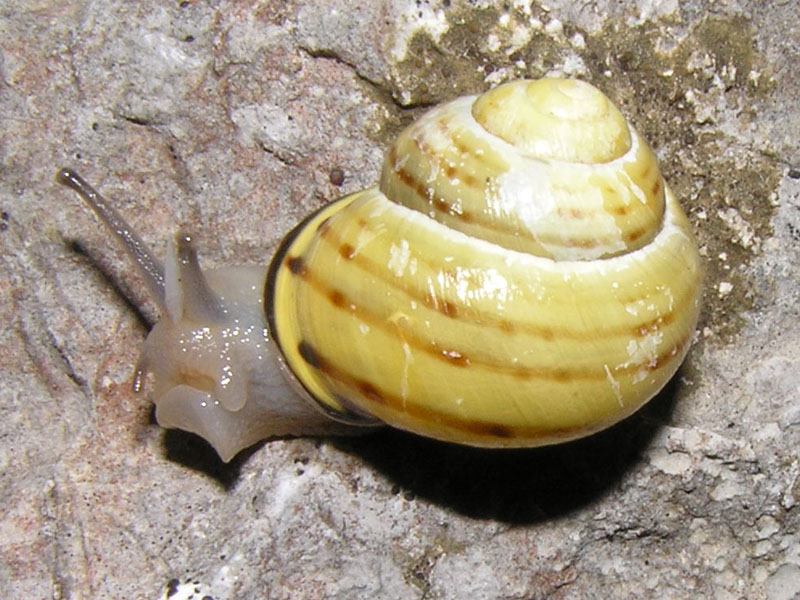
58,78,702,462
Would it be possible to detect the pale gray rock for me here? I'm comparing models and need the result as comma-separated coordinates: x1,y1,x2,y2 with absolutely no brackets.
1,1,798,599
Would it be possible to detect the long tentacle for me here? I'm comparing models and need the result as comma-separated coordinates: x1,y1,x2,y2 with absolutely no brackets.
57,168,167,313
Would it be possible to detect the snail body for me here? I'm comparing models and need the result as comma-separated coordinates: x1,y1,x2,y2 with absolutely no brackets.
59,78,701,462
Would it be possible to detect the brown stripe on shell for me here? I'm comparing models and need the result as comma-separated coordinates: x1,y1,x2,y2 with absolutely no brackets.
329,289,357,312
557,207,588,219
387,120,666,253
555,182,664,223
474,424,515,438
387,146,430,202
293,338,557,439
499,320,515,335
652,178,662,197
309,216,698,345
301,273,479,371
437,115,491,167
339,243,356,260
612,204,630,216
298,256,692,382
556,201,656,223
388,154,659,251
412,119,482,188
628,227,647,243
298,339,323,368
387,145,474,220
317,216,333,236
635,312,675,337
287,256,307,276
358,380,384,403
293,334,691,441
424,292,458,317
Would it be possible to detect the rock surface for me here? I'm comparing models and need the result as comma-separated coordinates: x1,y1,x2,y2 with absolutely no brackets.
1,1,799,598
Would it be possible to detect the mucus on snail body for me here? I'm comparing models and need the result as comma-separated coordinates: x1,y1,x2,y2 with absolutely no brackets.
58,78,702,462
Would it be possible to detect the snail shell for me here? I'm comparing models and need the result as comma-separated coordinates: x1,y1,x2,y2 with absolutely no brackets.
59,78,701,462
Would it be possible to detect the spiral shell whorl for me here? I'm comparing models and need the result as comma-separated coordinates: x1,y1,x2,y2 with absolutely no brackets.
380,78,665,261
269,78,702,448
472,78,631,163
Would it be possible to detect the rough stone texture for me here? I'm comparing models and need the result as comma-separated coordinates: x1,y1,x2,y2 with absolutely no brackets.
1,1,799,598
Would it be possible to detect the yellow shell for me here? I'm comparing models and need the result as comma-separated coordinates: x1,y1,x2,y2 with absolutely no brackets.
267,78,702,448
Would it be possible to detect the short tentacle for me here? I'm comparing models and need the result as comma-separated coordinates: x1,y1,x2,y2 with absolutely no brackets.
164,232,226,324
